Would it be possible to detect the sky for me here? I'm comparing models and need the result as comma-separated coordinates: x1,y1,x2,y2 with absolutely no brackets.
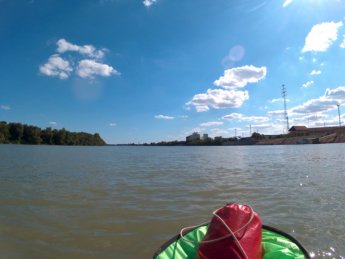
1,0,345,144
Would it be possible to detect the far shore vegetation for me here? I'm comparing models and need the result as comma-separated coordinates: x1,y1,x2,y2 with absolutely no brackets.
0,121,106,146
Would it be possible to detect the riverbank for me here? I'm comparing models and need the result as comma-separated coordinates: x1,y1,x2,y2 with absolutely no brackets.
257,129,345,145
115,128,345,146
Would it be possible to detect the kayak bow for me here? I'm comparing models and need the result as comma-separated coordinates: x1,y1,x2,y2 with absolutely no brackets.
153,224,310,259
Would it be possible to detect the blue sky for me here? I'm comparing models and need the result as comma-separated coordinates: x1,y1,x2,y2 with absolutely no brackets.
1,0,345,144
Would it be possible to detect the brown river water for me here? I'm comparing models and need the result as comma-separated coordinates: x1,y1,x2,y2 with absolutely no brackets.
0,144,344,258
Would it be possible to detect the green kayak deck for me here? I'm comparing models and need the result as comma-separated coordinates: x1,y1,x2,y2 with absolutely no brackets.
154,225,310,259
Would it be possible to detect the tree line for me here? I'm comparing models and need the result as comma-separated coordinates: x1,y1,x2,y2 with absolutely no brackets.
0,121,106,146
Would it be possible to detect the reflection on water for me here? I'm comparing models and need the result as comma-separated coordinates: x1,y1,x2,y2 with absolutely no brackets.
0,144,345,258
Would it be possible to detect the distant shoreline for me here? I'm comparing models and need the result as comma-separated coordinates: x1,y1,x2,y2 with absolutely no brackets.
112,127,345,146
0,121,106,146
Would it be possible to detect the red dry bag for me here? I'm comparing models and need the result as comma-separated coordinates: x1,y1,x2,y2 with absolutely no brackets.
197,203,262,259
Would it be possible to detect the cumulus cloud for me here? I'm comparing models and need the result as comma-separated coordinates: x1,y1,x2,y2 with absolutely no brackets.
1,105,11,110
289,86,345,114
310,70,322,76
302,80,314,89
282,0,293,8
213,65,267,89
302,21,343,52
187,64,267,112
292,113,327,123
49,121,57,125
143,0,156,7
200,121,224,127
57,38,105,59
223,112,269,122
40,39,119,80
39,54,73,79
292,98,334,114
314,119,340,127
77,59,119,79
187,89,249,112
155,115,175,120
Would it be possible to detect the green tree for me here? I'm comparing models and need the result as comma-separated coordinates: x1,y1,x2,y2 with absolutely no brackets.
41,127,53,145
0,122,9,143
0,121,106,146
53,128,66,145
22,125,41,144
8,123,24,144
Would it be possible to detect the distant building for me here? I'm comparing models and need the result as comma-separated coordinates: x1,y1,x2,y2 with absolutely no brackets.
186,132,201,142
202,134,209,140
214,136,223,142
289,125,345,135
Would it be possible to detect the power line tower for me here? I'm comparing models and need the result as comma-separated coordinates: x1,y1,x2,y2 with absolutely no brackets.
281,84,290,132
337,104,341,127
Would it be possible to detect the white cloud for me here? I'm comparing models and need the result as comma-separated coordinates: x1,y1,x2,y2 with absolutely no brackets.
270,98,283,103
291,86,345,114
310,70,322,75
209,128,229,137
291,113,327,123
186,89,249,112
340,34,345,48
314,119,340,127
76,59,119,79
200,121,224,127
223,112,269,122
40,39,118,80
49,121,57,125
213,65,267,89
0,105,10,110
302,99,338,114
270,98,290,103
109,123,117,126
324,86,345,101
187,64,267,112
249,123,272,129
267,110,286,116
154,115,175,120
143,0,156,7
39,54,73,79
302,80,314,89
302,21,343,52
57,39,105,59
283,0,293,8
1,105,11,110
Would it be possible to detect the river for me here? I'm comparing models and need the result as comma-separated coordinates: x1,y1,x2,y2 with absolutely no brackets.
0,144,344,258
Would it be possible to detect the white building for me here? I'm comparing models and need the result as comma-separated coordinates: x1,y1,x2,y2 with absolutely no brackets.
186,132,201,142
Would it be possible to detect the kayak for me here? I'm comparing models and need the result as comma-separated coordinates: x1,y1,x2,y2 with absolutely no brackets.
153,224,310,259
